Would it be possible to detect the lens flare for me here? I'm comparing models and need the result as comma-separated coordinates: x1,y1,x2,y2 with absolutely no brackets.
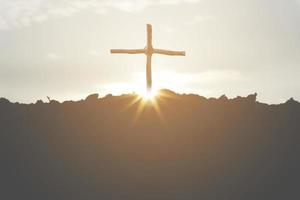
139,89,158,101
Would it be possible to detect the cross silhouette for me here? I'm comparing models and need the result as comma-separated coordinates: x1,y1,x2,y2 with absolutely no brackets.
111,24,186,93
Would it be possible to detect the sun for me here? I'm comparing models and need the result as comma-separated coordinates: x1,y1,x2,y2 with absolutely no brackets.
139,89,159,101
122,87,167,127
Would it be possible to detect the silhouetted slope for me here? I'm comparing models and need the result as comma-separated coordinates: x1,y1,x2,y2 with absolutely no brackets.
0,90,299,200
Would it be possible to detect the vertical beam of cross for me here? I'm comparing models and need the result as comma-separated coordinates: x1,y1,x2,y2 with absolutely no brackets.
111,24,185,94
146,24,153,93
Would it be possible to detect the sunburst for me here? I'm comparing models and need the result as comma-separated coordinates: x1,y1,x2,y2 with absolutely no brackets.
121,89,179,128
139,89,158,101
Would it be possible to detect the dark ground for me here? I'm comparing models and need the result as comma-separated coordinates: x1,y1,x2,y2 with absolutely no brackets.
1,89,299,200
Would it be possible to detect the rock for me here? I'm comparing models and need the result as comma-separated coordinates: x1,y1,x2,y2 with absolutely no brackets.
285,97,299,105
36,100,44,105
105,94,113,98
85,93,99,102
246,93,257,103
0,97,10,104
50,100,60,105
159,89,177,96
219,95,228,101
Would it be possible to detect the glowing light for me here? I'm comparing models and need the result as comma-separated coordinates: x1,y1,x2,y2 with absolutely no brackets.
139,89,159,101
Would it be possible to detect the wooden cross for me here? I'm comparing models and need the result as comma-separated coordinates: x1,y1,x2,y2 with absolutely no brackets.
111,24,186,93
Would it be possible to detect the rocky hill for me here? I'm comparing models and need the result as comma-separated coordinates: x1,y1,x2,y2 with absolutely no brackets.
0,89,299,200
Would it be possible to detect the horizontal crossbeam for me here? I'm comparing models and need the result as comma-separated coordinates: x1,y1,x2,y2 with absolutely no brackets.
110,49,145,54
154,48,186,56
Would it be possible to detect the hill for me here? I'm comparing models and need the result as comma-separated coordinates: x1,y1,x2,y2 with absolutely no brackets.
0,89,300,200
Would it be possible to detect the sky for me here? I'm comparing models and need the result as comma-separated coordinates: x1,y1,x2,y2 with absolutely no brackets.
0,0,299,103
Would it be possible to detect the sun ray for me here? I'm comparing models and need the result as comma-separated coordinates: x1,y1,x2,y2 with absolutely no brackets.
151,97,167,128
121,94,142,112
119,88,172,127
131,98,147,126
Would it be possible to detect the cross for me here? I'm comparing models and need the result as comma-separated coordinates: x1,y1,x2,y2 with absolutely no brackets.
111,24,186,93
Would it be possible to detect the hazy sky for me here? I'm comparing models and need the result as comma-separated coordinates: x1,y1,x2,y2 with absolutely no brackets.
0,0,299,103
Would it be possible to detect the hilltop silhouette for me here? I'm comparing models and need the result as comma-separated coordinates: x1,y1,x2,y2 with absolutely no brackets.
0,89,300,200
